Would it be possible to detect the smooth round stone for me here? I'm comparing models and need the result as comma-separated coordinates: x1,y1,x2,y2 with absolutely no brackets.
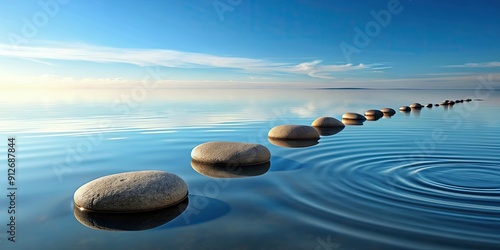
399,106,411,111
268,125,320,140
364,109,383,118
342,112,366,121
426,103,433,108
410,103,423,109
311,117,345,128
191,141,270,166
434,104,439,107
380,108,396,116
74,171,188,213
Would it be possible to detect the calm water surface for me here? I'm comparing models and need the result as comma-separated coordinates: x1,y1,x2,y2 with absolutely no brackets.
0,88,499,249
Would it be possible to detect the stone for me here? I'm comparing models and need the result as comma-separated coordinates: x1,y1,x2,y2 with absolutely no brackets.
466,99,472,102
191,141,271,166
268,125,320,140
448,101,455,105
364,109,383,118
410,103,423,109
311,117,345,128
440,101,449,105
380,108,396,116
191,161,270,178
74,171,188,213
399,106,411,111
342,112,366,121
434,104,439,107
426,103,433,108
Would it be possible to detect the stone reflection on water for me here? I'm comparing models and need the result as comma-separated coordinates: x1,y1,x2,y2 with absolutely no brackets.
268,137,320,148
191,161,270,178
341,119,364,126
74,198,189,231
313,126,344,136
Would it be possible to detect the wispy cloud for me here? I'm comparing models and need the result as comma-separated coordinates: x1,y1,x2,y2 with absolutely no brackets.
444,61,500,68
0,42,378,79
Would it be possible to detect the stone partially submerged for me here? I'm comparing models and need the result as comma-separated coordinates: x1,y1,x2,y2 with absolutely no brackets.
342,112,366,121
311,117,345,128
380,108,396,116
191,141,271,166
364,109,383,118
268,125,320,140
74,171,188,213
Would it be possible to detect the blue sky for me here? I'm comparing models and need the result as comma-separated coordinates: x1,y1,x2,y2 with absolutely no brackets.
0,0,499,88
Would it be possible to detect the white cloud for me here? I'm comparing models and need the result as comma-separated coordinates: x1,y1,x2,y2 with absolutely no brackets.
444,61,500,68
0,42,376,79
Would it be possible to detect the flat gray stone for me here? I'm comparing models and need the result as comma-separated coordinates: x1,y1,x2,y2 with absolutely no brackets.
191,141,271,166
399,106,410,111
364,109,383,118
342,112,366,121
74,171,188,213
268,125,320,140
311,117,345,128
380,108,396,116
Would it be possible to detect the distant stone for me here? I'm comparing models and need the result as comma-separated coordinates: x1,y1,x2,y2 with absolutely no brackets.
380,108,396,116
268,125,320,140
311,117,345,128
191,141,271,166
364,109,383,118
410,103,423,109
440,101,449,105
399,106,411,111
435,104,439,107
74,171,188,213
448,101,455,105
342,112,366,121
465,99,472,102
426,103,433,108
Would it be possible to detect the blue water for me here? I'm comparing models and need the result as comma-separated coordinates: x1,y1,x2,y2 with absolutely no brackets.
0,88,499,249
